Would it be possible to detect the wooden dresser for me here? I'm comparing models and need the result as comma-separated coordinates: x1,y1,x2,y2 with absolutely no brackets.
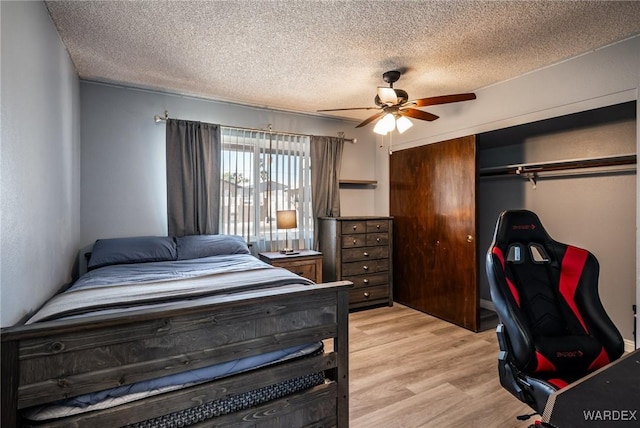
318,216,393,310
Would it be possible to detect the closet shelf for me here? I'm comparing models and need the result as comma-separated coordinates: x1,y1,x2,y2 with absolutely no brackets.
479,153,637,177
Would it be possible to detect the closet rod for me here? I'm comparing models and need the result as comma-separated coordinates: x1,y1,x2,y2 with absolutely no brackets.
479,153,637,177
153,110,356,143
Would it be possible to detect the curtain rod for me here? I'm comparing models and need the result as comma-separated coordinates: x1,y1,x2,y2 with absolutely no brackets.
153,110,356,143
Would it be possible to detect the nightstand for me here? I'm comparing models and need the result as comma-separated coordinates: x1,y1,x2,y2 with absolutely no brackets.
258,250,323,283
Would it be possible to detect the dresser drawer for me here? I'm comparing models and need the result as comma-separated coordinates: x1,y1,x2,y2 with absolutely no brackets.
341,221,366,235
341,259,389,276
342,232,389,248
343,272,388,289
341,234,367,248
366,232,389,246
341,246,389,262
366,220,390,233
349,285,389,305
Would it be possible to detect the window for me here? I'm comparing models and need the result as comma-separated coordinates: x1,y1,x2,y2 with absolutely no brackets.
219,127,312,252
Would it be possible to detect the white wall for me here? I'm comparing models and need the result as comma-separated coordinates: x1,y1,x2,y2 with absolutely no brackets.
0,1,81,326
80,82,377,247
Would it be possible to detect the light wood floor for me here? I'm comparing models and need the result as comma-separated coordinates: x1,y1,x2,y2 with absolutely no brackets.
348,303,535,428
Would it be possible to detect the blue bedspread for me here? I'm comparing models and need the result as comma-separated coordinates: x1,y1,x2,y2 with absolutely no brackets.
71,254,269,290
27,254,314,323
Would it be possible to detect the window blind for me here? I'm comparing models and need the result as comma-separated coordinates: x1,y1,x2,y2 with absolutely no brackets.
219,127,312,252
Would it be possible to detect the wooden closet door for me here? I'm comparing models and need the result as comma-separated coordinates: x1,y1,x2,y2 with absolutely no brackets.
390,135,478,331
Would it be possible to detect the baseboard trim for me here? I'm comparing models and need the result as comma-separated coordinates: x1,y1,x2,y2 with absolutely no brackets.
480,299,495,312
624,339,636,353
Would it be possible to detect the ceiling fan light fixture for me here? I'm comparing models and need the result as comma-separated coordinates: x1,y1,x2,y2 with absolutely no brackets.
377,87,398,105
373,119,389,135
396,115,413,134
381,113,396,132
323,70,476,135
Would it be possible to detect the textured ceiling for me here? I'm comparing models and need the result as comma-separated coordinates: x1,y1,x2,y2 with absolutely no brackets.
45,1,640,122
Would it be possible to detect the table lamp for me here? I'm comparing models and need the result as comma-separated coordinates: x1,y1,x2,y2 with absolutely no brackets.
276,209,298,254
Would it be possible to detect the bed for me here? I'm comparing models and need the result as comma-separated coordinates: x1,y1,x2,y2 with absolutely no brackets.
1,235,350,427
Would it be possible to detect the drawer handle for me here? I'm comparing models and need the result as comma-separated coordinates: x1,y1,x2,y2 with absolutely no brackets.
363,265,369,271
363,292,370,298
353,239,357,244
376,237,381,243
363,279,369,284
352,225,357,230
376,224,381,229
363,252,369,257
296,271,305,275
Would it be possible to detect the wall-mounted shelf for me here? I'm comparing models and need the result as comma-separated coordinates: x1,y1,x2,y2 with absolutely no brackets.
339,179,378,188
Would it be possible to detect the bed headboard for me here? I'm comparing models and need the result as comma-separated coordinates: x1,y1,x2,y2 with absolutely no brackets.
77,242,94,278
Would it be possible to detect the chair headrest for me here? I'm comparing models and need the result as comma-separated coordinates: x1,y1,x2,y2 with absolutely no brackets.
492,210,553,248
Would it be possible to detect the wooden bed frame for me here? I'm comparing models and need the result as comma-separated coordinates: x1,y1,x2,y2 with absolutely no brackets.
1,280,351,427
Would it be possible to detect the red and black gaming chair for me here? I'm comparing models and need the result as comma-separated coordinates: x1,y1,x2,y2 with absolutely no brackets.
486,210,624,415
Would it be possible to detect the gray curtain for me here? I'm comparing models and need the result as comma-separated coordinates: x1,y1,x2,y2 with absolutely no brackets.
166,119,221,236
310,136,344,249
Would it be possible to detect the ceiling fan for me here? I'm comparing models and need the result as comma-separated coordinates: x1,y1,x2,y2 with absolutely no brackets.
318,70,476,135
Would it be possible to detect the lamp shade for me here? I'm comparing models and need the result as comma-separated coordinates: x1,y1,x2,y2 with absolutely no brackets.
373,119,389,135
377,87,398,104
276,210,297,229
396,115,413,134
373,120,387,135
380,113,396,133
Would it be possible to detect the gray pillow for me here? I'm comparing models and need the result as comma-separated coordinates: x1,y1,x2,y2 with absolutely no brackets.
176,235,250,260
88,236,177,270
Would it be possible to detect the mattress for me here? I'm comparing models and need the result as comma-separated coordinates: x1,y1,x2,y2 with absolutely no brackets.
23,342,323,422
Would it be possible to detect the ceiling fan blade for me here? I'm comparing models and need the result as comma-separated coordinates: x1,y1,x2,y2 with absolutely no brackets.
356,111,386,128
377,87,398,105
399,108,439,122
412,93,476,108
317,107,379,112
